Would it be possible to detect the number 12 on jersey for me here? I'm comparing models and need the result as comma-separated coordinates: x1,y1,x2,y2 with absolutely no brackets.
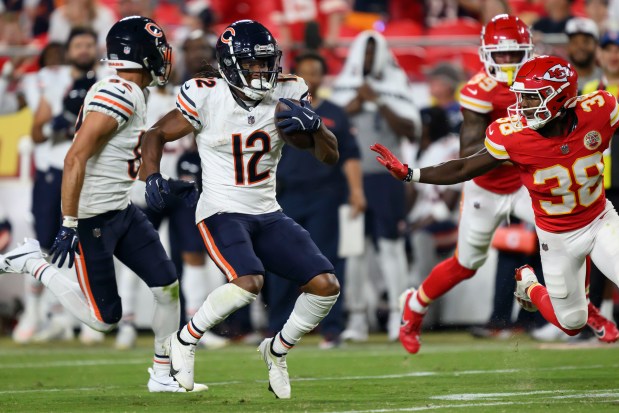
232,131,271,185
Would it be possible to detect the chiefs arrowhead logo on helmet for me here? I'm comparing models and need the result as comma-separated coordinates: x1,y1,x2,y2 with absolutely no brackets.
543,64,570,82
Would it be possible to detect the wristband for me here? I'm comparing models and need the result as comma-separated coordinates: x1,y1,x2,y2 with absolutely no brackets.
404,168,420,183
62,216,78,228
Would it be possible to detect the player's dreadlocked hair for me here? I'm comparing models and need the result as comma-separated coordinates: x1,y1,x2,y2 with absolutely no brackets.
194,63,222,79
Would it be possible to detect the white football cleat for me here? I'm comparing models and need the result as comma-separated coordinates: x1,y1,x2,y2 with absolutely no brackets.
168,333,196,391
79,324,105,345
514,265,539,312
115,323,138,350
32,314,75,342
0,238,44,274
147,368,208,393
12,309,42,344
258,338,291,399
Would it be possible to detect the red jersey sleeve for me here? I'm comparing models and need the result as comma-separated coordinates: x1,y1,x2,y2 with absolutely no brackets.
484,117,515,160
459,71,496,114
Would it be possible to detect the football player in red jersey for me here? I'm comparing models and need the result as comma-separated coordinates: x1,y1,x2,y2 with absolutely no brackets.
371,55,619,342
395,14,536,354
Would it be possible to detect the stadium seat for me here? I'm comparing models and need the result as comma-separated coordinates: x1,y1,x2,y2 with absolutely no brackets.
427,18,482,37
392,47,426,81
383,19,424,37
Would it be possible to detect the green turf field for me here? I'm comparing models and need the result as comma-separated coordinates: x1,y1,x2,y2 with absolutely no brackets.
0,332,617,412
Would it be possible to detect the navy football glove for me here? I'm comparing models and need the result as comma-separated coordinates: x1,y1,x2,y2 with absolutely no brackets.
276,98,321,134
145,173,199,212
50,226,80,268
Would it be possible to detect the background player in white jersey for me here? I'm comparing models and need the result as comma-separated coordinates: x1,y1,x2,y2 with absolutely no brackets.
371,55,619,343
0,16,207,393
139,20,341,398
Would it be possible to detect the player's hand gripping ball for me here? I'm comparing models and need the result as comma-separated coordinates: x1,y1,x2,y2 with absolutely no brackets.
275,98,319,149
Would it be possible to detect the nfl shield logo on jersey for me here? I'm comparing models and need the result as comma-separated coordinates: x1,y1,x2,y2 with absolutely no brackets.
123,46,131,54
248,115,255,125
584,131,602,150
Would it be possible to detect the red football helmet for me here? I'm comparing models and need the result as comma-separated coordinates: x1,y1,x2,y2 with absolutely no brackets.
479,14,533,84
507,55,578,130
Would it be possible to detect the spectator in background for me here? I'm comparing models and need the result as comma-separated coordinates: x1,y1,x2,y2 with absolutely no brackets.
426,63,463,133
265,51,365,349
331,30,419,341
586,0,610,33
565,17,602,92
531,0,574,34
116,0,153,18
276,0,349,70
179,29,214,83
407,107,460,290
48,0,116,48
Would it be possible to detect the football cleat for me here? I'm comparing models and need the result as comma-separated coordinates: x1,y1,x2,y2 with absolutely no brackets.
586,302,619,343
147,368,208,393
168,332,197,391
514,265,539,312
258,338,291,399
399,288,425,354
115,323,138,350
0,238,44,274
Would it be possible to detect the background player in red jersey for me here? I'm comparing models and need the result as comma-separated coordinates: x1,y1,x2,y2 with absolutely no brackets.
397,14,537,354
371,55,619,342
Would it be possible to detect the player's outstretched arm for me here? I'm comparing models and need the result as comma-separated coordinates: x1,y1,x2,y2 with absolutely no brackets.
459,108,491,157
370,143,502,185
139,109,196,180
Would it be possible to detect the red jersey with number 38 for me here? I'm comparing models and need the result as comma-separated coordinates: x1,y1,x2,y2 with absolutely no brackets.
484,90,619,232
459,70,522,194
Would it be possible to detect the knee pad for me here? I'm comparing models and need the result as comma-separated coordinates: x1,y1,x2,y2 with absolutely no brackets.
557,307,587,331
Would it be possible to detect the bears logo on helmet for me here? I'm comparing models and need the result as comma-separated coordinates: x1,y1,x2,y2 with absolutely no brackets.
104,16,172,87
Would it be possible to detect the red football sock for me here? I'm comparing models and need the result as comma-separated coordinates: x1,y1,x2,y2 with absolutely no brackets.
528,284,582,336
419,256,476,304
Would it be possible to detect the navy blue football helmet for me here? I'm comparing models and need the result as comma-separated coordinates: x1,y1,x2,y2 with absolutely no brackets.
216,20,282,100
105,16,172,86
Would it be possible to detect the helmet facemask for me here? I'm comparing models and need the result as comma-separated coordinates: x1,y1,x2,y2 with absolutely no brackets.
145,42,172,86
479,42,532,85
508,83,570,130
219,43,282,100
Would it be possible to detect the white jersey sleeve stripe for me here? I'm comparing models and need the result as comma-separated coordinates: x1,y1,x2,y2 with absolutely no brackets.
484,138,510,160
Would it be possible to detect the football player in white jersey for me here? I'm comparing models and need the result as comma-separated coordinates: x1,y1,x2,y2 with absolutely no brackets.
139,20,341,398
0,16,207,393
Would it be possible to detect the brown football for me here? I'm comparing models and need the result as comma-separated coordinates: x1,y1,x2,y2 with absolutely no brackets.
275,99,315,150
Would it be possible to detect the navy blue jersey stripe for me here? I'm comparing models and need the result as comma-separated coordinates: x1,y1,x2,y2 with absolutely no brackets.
180,87,196,108
99,89,134,108
90,102,129,122
176,103,202,126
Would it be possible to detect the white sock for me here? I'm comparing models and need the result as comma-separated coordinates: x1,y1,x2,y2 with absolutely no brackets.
181,264,209,318
117,263,140,324
409,290,429,314
271,293,339,355
25,258,114,332
151,281,181,369
179,283,256,345
377,238,409,312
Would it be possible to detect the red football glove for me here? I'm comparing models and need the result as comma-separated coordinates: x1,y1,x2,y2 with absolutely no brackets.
370,143,410,181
